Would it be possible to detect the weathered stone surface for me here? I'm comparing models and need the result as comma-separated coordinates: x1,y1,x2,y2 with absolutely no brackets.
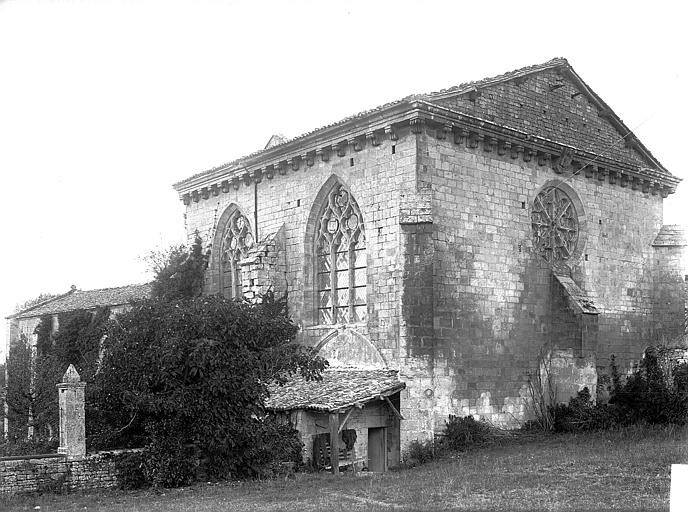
172,60,686,453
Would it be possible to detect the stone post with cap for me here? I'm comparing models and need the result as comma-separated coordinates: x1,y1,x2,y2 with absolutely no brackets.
56,364,86,460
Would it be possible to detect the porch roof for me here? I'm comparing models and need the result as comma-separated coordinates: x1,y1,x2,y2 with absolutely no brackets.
266,368,405,413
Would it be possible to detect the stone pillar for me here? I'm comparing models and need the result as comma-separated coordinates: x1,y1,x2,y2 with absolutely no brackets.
56,364,86,460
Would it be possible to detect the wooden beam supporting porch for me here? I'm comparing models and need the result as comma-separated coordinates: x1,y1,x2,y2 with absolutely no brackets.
329,412,340,475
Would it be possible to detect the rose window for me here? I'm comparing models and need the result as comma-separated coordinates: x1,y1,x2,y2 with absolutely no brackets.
531,186,579,262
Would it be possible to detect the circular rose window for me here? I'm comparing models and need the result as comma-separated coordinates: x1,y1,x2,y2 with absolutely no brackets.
531,186,579,263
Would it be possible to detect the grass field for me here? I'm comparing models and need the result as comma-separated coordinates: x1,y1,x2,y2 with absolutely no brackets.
2,424,686,511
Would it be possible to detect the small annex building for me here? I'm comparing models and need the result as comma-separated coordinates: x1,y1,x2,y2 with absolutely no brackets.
172,58,687,470
266,368,405,471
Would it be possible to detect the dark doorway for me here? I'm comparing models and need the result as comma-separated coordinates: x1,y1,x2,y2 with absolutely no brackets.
368,427,387,472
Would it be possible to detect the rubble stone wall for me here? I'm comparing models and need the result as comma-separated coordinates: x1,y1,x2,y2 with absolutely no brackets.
0,453,121,495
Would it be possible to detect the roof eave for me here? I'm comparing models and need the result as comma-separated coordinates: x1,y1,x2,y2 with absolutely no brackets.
6,289,75,320
172,100,419,195
266,382,406,413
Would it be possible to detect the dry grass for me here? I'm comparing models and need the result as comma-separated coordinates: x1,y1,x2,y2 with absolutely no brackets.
2,424,686,511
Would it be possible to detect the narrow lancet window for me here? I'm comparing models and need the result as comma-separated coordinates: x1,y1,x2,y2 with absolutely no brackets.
316,184,366,324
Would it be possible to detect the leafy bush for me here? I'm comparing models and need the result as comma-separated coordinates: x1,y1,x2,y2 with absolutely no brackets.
442,415,492,451
147,234,208,302
87,295,326,485
112,451,147,490
223,416,304,479
550,349,688,433
550,387,618,432
402,439,440,468
610,348,687,425
0,434,59,457
142,424,198,488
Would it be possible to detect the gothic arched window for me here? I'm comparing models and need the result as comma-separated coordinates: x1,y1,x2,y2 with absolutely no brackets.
316,184,366,324
219,210,254,299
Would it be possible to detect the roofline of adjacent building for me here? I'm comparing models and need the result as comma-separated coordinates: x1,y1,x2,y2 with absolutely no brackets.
7,283,152,320
6,288,76,320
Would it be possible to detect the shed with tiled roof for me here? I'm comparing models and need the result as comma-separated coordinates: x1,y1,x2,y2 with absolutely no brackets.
267,368,405,473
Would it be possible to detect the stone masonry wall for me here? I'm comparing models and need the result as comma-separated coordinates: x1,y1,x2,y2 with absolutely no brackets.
183,128,418,364
0,453,121,495
181,118,675,451
418,127,663,433
653,245,687,343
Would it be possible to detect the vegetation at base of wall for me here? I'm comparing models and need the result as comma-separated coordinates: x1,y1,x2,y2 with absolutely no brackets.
401,439,440,468
111,451,148,490
548,348,688,433
402,415,495,468
442,414,492,451
86,293,325,485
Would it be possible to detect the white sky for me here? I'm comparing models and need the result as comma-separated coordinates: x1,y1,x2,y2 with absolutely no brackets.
1,0,686,361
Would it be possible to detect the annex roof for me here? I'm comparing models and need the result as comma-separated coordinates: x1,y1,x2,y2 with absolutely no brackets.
265,368,405,413
652,225,687,247
10,283,152,320
174,58,678,194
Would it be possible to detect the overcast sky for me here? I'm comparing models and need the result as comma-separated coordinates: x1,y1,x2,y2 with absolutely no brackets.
1,0,686,360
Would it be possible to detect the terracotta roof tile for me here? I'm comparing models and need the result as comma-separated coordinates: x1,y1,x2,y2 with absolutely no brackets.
653,225,687,247
11,283,152,319
266,368,405,412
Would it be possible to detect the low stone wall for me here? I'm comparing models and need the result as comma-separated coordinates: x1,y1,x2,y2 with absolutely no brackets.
0,452,123,495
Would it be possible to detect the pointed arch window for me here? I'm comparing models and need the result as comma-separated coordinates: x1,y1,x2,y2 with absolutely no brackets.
316,184,366,324
219,210,254,299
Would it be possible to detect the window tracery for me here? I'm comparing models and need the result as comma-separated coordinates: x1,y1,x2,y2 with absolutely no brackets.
531,186,579,263
316,184,366,324
219,210,253,299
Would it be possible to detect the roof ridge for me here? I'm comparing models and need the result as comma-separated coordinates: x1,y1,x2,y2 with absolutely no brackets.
73,282,152,293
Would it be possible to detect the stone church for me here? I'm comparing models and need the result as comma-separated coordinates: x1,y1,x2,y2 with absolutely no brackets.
173,58,686,469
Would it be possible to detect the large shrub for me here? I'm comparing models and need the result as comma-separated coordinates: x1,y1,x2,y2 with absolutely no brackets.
609,348,688,425
550,349,688,432
442,415,492,451
87,295,326,484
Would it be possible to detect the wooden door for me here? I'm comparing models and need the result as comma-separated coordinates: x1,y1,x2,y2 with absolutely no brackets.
368,427,387,472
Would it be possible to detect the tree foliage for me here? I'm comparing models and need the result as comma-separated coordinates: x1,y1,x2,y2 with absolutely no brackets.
147,234,209,302
87,295,326,483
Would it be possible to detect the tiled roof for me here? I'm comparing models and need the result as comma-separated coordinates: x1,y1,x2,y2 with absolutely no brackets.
652,225,687,247
176,57,677,191
265,368,405,412
418,57,567,100
11,283,152,319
